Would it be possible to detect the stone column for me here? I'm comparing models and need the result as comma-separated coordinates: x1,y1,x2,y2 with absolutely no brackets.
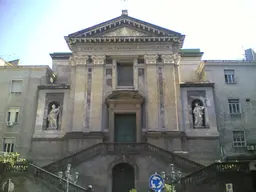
71,55,88,132
144,54,158,130
90,55,106,132
161,54,181,131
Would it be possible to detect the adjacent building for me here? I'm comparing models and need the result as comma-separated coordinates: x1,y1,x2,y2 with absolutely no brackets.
0,58,55,157
204,60,256,160
0,10,255,191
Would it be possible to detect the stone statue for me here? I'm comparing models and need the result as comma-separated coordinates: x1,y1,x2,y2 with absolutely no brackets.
193,103,204,127
47,104,60,129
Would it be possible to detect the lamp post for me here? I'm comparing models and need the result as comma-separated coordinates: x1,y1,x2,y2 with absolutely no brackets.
160,164,182,192
58,164,79,192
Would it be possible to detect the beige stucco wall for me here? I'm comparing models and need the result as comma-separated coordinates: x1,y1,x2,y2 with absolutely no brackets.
179,56,202,82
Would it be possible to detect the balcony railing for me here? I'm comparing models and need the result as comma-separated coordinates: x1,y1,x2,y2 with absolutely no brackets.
44,142,204,174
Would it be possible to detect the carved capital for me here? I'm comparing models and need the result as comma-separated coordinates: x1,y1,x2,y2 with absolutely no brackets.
92,55,106,65
144,54,158,64
70,55,89,65
161,54,181,64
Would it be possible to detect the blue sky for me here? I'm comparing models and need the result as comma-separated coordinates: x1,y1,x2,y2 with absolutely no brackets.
0,0,255,66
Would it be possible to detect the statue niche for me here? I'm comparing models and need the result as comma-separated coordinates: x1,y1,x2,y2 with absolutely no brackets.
46,101,60,130
191,99,205,128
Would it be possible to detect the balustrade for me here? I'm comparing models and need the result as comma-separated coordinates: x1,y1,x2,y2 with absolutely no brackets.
177,162,251,192
44,142,204,174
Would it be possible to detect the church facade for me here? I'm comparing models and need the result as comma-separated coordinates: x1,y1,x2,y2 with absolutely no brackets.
1,10,223,192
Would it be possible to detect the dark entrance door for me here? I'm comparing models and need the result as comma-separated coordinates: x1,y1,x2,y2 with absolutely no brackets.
112,163,135,192
114,114,136,143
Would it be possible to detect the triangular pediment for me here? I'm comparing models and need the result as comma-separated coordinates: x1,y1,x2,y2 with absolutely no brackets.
68,15,183,38
102,27,149,37
66,14,185,47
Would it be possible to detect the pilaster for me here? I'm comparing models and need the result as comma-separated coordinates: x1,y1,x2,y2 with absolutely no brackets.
161,54,180,131
71,55,88,132
144,54,159,130
90,55,105,131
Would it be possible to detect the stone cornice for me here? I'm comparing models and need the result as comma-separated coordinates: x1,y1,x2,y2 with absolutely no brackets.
180,82,214,88
69,36,183,44
146,131,186,138
38,84,70,90
50,52,72,60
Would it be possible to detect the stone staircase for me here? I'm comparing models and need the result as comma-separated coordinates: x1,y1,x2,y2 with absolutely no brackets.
43,142,204,174
2,154,252,191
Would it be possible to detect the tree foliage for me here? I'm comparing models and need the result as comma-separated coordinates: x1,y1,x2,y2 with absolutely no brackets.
0,152,26,167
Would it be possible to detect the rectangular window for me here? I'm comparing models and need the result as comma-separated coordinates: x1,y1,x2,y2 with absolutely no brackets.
7,108,20,124
233,131,246,147
117,63,134,87
11,80,23,93
224,69,235,84
228,99,241,114
3,138,15,152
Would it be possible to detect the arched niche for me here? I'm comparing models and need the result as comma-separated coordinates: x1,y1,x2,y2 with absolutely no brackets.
105,91,145,143
191,99,205,128
46,101,61,130
107,156,138,192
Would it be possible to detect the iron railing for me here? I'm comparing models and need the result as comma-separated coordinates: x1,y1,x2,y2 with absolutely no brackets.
43,142,204,174
1,162,89,192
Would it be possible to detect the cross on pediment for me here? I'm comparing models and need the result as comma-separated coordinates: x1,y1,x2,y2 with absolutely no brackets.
121,0,128,11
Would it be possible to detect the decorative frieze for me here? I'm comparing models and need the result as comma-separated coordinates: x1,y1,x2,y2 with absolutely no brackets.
161,54,181,64
69,55,88,65
138,68,145,91
144,55,158,64
92,55,106,65
157,67,165,129
106,68,113,87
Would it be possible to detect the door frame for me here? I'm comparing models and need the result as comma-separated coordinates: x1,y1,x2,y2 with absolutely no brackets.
106,91,144,143
109,105,141,143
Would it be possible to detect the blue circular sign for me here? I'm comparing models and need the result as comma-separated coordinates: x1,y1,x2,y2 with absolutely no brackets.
149,174,164,191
